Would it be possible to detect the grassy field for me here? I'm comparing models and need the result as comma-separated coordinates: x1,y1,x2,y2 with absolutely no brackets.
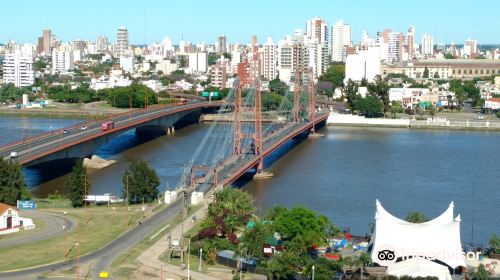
111,205,202,280
0,206,143,272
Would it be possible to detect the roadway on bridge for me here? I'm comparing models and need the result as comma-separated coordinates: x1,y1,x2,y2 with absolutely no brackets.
0,101,217,165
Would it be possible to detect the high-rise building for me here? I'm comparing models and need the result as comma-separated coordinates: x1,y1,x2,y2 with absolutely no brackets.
52,50,74,74
263,37,277,81
379,30,403,63
217,35,227,53
421,34,434,56
306,16,328,45
463,39,478,58
277,37,294,82
331,20,352,62
2,52,35,87
37,29,52,55
406,26,415,59
187,52,208,73
116,27,129,57
96,36,108,52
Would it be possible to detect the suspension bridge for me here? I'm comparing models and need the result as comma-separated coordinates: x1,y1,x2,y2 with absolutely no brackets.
177,69,328,193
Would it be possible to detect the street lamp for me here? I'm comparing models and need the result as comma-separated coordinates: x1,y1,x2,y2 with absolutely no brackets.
63,211,67,258
312,265,315,280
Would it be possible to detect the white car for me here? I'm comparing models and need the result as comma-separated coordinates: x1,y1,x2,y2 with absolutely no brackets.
80,126,88,130
10,151,18,158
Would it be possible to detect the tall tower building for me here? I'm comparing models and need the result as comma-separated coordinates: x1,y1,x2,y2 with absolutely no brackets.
3,52,35,87
421,33,434,56
331,20,352,62
406,26,415,59
217,35,227,53
96,36,108,52
464,39,478,58
263,37,277,81
37,29,52,55
306,17,328,45
116,26,129,57
380,29,403,63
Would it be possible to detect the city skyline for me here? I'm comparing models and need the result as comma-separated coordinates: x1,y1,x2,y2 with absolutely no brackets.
1,0,500,45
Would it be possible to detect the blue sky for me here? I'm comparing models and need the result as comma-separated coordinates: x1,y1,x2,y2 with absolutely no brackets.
1,0,499,45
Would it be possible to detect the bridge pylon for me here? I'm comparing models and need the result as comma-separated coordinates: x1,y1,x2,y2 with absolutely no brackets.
233,83,243,155
308,70,316,134
293,69,302,122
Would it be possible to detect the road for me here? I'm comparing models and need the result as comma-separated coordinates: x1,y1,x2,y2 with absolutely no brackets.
0,199,184,280
0,211,75,248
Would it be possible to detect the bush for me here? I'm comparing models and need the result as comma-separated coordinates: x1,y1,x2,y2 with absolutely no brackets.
496,111,500,118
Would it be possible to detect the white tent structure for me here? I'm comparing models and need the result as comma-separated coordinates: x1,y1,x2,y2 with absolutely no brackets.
387,257,453,280
369,199,465,278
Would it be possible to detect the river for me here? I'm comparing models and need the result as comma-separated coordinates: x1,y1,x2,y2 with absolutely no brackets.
0,115,498,245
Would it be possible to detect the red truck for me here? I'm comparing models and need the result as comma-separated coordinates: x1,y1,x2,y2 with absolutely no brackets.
101,121,114,131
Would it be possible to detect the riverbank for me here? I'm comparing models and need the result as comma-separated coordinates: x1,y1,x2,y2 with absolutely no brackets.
0,108,110,119
327,113,500,131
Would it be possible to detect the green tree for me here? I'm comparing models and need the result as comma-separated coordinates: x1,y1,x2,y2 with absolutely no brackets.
433,72,440,79
104,83,158,108
262,92,284,111
320,63,345,89
356,95,383,118
240,222,273,261
122,159,159,204
268,78,289,95
489,234,500,254
208,53,218,66
65,160,88,208
468,264,491,280
209,187,255,225
0,84,31,103
368,76,390,116
0,158,30,205
267,251,300,280
274,206,330,246
344,79,359,111
389,101,404,118
444,53,455,59
305,257,342,280
423,67,430,78
405,212,429,223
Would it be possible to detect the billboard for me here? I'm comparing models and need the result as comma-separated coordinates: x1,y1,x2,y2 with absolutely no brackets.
17,200,37,210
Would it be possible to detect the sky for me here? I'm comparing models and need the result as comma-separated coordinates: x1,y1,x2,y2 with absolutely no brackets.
1,0,499,45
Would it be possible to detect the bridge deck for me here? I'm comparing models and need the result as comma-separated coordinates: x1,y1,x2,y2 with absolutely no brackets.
0,102,220,165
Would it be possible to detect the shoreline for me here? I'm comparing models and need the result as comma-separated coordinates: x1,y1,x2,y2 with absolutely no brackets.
0,109,112,119
327,113,500,132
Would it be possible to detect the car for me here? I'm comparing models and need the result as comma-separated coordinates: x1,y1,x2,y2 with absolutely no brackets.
10,151,18,158
80,126,88,130
63,129,69,134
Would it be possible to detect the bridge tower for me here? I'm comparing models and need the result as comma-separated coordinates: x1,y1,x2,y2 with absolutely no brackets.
308,70,316,134
253,81,263,172
293,69,302,122
233,83,243,155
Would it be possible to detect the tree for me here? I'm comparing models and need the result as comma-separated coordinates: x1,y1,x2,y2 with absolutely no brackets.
320,63,345,89
268,78,289,95
405,212,429,223
0,84,31,103
274,206,330,246
489,234,500,254
356,96,383,118
65,160,88,208
368,76,390,116
267,251,300,280
389,101,404,118
0,158,30,205
209,187,255,226
262,92,283,111
344,79,359,111
468,264,491,280
433,72,440,79
423,67,430,78
208,53,218,66
444,53,455,59
122,159,159,204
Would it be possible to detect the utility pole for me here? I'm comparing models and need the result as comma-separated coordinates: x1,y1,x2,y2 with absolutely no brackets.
312,265,315,280
126,175,129,209
84,174,87,222
63,210,67,258
76,223,80,280
187,237,191,280
198,248,203,271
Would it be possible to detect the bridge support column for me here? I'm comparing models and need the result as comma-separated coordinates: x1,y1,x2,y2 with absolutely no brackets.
233,83,242,155
293,69,302,122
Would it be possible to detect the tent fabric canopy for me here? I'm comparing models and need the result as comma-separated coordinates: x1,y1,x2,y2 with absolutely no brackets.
387,257,453,280
369,200,465,270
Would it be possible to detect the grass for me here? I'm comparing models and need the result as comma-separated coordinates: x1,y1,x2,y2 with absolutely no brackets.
0,206,142,272
111,205,202,280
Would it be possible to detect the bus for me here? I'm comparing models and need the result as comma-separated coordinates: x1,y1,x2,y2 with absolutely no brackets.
101,121,114,131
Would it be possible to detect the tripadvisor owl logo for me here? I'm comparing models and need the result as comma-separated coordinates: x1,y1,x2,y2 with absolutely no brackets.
376,245,397,266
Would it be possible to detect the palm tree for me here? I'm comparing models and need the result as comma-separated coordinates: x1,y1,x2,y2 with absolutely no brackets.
358,252,372,279
405,212,429,223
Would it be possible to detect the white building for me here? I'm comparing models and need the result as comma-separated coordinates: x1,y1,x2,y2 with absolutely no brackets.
263,37,277,80
387,32,403,63
52,50,74,74
344,51,381,84
120,56,134,73
484,98,500,110
187,52,208,74
331,20,352,62
2,52,35,87
0,203,35,235
306,17,328,45
421,34,434,56
96,36,108,52
116,26,129,57
277,37,294,82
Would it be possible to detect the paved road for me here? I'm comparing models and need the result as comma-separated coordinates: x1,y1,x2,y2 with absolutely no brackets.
0,199,184,280
0,211,75,248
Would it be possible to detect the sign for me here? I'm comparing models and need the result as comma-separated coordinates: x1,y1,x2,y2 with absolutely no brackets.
99,271,109,278
201,92,209,97
17,200,37,210
211,92,219,97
